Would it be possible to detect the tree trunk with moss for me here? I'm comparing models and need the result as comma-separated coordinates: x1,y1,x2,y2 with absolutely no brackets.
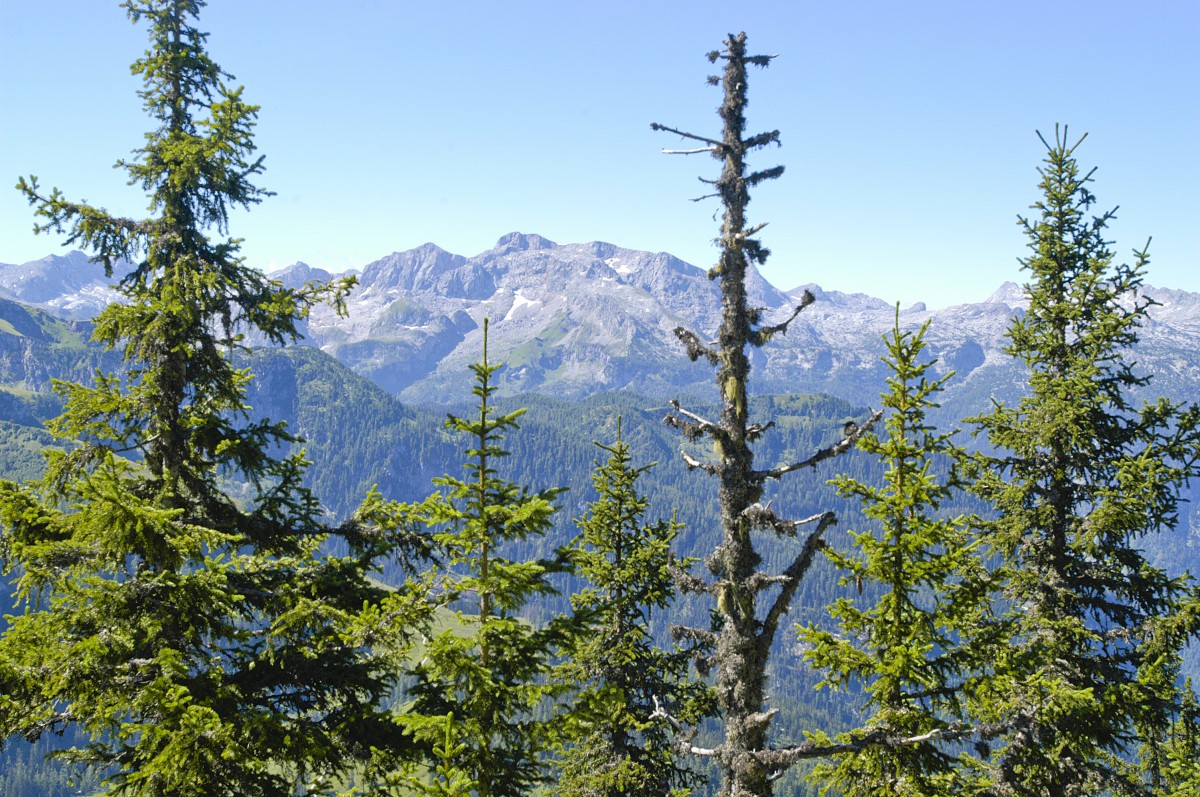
654,33,880,797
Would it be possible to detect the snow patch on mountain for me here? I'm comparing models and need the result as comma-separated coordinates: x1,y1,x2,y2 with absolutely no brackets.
504,290,541,321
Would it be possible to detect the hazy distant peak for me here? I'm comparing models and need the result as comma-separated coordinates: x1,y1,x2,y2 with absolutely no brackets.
985,281,1028,308
492,232,556,253
787,282,889,311
359,244,470,294
0,250,121,308
270,262,333,289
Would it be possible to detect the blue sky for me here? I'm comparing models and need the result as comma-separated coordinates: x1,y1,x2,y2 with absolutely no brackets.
1,1,1196,309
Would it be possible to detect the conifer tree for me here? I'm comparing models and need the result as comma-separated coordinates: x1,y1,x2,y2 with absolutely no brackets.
0,2,420,794
557,421,712,797
652,33,881,796
798,315,991,796
1160,679,1200,796
967,126,1200,796
395,319,574,797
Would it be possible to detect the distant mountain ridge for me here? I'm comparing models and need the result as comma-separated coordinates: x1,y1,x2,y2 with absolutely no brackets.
0,251,120,316
6,234,1200,416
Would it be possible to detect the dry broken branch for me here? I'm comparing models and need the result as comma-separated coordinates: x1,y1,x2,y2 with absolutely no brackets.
650,122,727,152
752,409,884,481
749,289,815,347
674,326,720,364
760,513,837,644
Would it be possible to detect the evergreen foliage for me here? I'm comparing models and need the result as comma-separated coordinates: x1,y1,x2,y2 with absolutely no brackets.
967,127,1200,796
393,320,574,797
798,314,991,796
1160,679,1200,795
556,420,713,797
0,2,422,794
653,33,881,796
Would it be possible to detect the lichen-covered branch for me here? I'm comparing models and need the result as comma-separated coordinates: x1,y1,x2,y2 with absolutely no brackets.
752,409,883,482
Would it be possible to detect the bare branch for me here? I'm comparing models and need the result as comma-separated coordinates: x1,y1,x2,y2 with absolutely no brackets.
663,146,720,156
670,400,719,431
752,409,883,481
746,707,780,728
650,695,721,758
680,451,720,475
731,221,769,241
746,572,792,592
749,289,815,347
650,122,726,151
745,421,775,442
674,326,719,364
663,413,707,442
757,719,1011,768
665,400,732,452
760,513,837,645
741,503,829,538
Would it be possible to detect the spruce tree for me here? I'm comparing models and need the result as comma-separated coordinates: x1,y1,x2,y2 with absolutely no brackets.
0,2,420,794
968,126,1200,796
652,33,881,796
798,315,991,796
556,421,711,797
1160,679,1200,796
395,320,574,797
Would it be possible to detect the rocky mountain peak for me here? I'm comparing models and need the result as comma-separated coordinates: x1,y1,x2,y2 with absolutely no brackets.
358,244,469,295
6,240,1199,418
786,283,888,312
492,232,557,255
272,262,333,290
985,281,1028,308
0,251,115,305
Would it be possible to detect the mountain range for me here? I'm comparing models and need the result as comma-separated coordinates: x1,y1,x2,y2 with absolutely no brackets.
6,233,1200,421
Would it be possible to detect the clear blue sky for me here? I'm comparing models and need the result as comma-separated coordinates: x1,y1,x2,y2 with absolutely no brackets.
2,1,1196,309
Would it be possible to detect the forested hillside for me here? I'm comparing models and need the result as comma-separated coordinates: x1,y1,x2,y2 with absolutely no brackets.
3,319,1197,794
3,3,1199,796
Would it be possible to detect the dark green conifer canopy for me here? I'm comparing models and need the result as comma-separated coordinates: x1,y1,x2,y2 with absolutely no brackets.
1,2,414,794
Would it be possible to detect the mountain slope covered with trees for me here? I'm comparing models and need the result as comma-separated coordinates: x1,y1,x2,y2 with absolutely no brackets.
2,4,1199,797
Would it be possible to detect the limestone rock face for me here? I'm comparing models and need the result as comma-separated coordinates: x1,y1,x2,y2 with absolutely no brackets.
8,236,1198,421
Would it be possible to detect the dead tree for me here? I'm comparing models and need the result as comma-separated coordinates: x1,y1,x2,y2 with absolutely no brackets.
652,32,882,796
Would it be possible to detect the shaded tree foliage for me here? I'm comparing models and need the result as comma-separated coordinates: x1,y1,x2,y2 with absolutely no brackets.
0,2,422,794
393,320,575,797
557,421,713,796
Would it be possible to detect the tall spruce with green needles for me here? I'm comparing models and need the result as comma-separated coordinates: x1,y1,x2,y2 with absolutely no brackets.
799,314,992,796
556,422,712,797
397,320,573,797
968,127,1200,796
0,2,418,794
